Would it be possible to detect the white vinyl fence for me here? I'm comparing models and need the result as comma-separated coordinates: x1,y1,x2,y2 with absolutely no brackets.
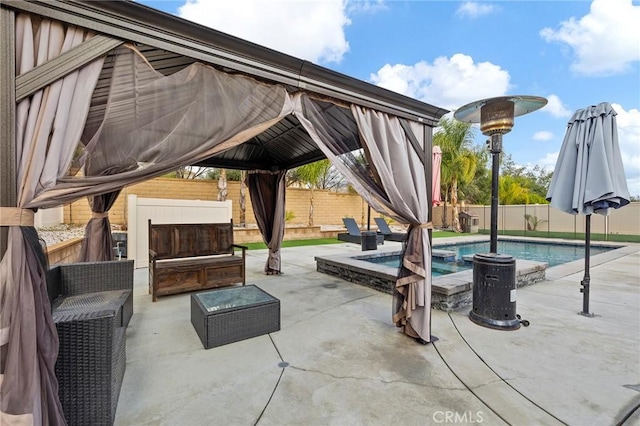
34,206,64,228
435,202,639,238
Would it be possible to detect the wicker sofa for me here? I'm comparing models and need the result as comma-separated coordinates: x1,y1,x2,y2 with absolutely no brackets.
46,260,134,426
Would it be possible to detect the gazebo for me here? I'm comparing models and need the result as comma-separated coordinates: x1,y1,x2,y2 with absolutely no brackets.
0,0,447,422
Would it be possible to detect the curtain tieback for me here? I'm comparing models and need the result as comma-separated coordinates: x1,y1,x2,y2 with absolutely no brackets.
418,222,433,229
0,207,35,226
92,212,109,219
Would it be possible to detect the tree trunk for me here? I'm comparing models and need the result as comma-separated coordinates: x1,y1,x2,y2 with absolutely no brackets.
451,179,462,233
308,188,314,227
442,189,449,229
442,199,449,229
239,170,246,227
217,169,228,201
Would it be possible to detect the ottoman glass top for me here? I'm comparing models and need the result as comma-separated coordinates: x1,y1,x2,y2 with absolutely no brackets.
195,285,277,313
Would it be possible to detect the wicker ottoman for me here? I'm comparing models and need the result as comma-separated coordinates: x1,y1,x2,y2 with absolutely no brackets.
191,285,280,349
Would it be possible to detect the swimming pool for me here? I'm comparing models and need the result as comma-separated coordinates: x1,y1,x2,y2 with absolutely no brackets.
436,240,614,267
316,238,621,311
363,239,617,272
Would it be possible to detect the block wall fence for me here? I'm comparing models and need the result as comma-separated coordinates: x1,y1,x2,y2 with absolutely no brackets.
62,177,639,236
64,178,380,228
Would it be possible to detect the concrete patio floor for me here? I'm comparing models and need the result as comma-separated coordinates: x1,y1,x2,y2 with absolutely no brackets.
115,237,640,425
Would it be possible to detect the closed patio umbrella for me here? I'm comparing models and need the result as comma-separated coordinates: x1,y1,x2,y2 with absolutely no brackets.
546,102,630,315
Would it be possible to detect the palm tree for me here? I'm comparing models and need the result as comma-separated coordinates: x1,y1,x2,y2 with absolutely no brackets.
293,159,332,226
459,145,491,205
435,117,478,232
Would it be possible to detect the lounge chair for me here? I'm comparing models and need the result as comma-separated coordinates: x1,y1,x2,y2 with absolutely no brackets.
374,217,407,242
337,217,384,245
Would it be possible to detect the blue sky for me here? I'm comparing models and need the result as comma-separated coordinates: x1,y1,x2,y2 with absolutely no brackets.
139,0,640,197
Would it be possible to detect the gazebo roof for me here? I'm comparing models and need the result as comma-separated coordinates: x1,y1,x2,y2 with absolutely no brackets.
8,0,448,171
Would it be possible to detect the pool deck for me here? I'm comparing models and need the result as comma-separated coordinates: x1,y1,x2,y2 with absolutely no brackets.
115,235,640,425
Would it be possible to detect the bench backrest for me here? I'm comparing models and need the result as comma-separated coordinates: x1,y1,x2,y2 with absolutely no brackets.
149,221,235,261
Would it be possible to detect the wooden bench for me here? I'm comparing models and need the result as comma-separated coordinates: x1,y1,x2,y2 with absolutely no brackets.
148,221,247,302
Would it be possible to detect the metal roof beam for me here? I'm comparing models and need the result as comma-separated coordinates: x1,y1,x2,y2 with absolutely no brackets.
399,118,426,165
16,34,123,101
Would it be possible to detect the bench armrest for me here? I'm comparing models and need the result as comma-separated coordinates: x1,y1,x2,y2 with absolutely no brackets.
232,244,248,258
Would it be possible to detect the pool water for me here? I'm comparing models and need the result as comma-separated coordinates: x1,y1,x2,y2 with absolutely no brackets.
363,240,616,276
436,240,613,268
366,256,470,277
431,259,470,277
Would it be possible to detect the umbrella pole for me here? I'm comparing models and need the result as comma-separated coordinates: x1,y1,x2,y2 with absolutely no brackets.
580,214,594,317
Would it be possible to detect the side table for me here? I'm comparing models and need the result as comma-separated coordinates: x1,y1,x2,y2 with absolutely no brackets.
191,285,280,349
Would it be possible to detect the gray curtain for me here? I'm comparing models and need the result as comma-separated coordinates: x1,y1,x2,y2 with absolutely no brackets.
248,170,286,274
1,14,100,424
25,45,293,209
293,94,433,342
78,190,121,262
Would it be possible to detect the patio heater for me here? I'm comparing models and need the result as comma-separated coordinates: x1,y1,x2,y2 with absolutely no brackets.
454,96,547,330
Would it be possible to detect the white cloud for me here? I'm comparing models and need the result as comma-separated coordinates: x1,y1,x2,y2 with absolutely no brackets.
612,103,640,196
537,152,560,171
533,131,554,141
456,2,497,19
369,53,511,110
347,0,386,14
542,94,572,118
540,0,640,76
177,0,350,64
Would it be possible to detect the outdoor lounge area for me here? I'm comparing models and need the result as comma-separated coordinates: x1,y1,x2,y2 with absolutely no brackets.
1,2,446,421
1,1,637,425
114,239,640,425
